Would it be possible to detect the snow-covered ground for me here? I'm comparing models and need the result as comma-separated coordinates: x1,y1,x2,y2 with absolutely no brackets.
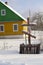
0,38,43,65
0,39,25,54
0,54,43,65
0,38,42,54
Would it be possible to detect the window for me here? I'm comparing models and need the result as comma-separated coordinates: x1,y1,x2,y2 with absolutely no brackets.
0,25,4,32
13,24,18,32
1,9,6,16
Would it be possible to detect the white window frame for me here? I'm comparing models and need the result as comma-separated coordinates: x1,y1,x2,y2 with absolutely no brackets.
1,9,6,16
0,24,4,32
13,24,18,32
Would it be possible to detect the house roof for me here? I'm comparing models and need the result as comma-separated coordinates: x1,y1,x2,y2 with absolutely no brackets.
0,1,27,21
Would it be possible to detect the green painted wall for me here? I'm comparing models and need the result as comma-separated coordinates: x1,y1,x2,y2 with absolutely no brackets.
0,2,24,22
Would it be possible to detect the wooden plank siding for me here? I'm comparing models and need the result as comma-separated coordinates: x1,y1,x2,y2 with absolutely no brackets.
0,21,27,36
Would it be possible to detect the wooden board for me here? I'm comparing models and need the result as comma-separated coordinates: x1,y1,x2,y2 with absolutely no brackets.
22,30,36,38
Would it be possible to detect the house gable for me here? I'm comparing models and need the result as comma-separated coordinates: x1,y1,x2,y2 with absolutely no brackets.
0,1,26,22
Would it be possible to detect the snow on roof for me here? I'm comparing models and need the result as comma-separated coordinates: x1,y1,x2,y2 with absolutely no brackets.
0,1,27,21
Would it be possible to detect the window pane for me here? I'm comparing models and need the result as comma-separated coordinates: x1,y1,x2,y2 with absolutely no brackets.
2,11,5,14
0,25,4,32
14,25,17,30
0,26,1,31
1,9,6,16
1,26,3,31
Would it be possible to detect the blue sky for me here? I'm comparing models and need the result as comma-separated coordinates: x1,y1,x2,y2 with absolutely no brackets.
1,0,43,18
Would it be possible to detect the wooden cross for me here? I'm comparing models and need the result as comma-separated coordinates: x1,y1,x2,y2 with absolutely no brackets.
22,30,36,44
22,17,36,45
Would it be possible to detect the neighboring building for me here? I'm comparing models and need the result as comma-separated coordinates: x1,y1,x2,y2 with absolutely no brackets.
0,1,27,38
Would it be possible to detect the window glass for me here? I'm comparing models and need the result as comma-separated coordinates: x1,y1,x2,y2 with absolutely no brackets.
1,9,6,16
13,24,18,31
0,25,4,32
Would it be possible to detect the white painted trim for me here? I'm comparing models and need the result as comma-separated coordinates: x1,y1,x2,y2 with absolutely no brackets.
0,24,4,32
0,1,27,21
1,9,6,16
13,24,18,32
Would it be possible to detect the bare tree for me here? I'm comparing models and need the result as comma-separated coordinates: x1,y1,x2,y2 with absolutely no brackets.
31,12,43,31
31,12,43,48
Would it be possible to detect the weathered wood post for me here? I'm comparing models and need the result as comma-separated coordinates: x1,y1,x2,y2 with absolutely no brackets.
27,17,31,53
27,17,31,45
